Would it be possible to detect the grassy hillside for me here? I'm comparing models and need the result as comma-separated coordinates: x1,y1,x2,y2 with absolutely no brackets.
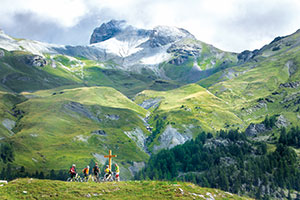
135,84,242,131
134,84,243,152
161,39,238,83
0,178,253,200
198,29,300,127
0,92,26,138
2,86,150,179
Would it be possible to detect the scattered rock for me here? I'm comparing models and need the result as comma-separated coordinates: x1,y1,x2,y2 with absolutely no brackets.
206,192,215,200
281,92,300,104
265,97,274,103
178,188,184,195
272,46,280,51
245,123,267,137
204,138,230,149
64,102,99,122
124,128,146,151
85,193,91,198
220,157,236,166
23,191,28,194
285,60,297,76
128,162,145,177
275,115,290,128
0,49,4,57
93,193,102,196
237,49,259,63
73,135,89,143
25,55,47,67
153,125,191,152
105,114,120,120
2,119,16,134
279,81,300,89
138,98,161,110
91,130,107,136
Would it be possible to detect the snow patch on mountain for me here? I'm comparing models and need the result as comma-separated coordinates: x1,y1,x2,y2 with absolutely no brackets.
91,37,148,57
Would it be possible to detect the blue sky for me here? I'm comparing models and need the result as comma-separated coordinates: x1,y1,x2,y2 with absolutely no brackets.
1,0,300,52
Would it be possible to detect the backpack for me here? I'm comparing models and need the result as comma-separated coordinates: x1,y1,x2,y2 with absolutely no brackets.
93,166,99,173
83,168,87,174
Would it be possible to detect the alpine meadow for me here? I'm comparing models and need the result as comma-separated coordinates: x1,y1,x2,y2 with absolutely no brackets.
1,4,300,199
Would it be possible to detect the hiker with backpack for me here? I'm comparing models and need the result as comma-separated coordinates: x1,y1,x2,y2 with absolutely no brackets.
82,165,90,180
92,162,100,182
69,164,77,179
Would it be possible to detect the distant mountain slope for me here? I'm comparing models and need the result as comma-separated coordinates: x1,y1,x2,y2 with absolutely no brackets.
134,84,242,152
199,28,300,127
6,86,149,178
0,20,238,84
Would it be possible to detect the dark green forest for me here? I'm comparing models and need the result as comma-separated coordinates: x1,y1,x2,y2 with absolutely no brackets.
137,128,300,199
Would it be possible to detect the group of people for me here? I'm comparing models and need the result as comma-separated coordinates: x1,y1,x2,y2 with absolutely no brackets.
69,162,120,182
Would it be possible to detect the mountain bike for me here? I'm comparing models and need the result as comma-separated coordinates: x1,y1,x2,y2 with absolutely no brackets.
102,172,115,182
82,174,93,182
66,173,82,182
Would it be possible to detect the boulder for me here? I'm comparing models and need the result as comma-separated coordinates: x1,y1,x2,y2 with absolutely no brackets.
91,130,107,136
237,49,259,63
25,55,47,67
279,81,300,89
245,123,267,137
275,115,290,128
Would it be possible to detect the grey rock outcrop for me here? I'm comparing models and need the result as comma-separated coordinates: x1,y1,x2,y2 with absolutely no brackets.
90,20,126,44
0,49,4,57
275,115,290,128
124,127,146,151
280,81,300,89
91,130,107,136
25,55,47,67
105,114,119,120
64,101,99,122
153,125,191,152
128,162,145,176
138,98,161,110
146,26,194,48
237,49,259,63
245,123,267,137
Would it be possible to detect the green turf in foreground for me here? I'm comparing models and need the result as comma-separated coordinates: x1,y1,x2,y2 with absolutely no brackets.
0,178,253,200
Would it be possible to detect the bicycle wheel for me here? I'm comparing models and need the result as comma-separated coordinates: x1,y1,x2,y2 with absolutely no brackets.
66,177,71,182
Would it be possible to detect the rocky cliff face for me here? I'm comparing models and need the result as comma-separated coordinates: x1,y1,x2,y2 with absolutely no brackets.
90,20,127,44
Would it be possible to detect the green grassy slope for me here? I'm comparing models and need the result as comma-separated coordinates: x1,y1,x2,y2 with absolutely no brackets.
0,92,26,138
0,49,82,93
5,86,150,178
134,84,243,151
0,179,253,200
161,38,238,83
135,84,242,132
198,29,300,127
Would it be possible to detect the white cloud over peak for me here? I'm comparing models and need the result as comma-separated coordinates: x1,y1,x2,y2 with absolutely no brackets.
1,0,300,52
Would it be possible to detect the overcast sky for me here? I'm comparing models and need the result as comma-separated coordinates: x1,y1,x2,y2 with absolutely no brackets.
1,0,300,52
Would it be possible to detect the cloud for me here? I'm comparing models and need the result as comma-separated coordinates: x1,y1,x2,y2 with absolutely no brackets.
1,0,300,51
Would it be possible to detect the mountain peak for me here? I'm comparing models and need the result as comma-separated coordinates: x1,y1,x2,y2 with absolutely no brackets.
90,19,127,44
